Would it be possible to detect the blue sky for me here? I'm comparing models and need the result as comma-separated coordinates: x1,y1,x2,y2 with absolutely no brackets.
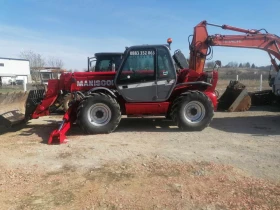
0,0,280,70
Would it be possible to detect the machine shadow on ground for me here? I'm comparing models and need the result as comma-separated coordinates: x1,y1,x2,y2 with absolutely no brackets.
115,114,280,136
115,118,178,133
20,120,83,144
212,105,280,136
20,119,180,144
210,115,280,136
1,105,279,144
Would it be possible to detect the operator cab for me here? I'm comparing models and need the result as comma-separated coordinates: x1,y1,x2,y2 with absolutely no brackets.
88,52,123,72
115,45,177,102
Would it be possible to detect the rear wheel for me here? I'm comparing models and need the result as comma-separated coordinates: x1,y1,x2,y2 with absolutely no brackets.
170,91,214,131
76,93,121,134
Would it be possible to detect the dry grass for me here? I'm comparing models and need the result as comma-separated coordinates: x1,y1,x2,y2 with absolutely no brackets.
216,79,271,97
217,79,270,90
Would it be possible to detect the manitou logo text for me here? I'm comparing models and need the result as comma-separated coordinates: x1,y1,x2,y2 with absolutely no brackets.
77,80,114,87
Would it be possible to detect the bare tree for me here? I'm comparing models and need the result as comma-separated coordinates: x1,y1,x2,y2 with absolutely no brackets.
225,61,238,68
47,56,64,68
206,61,215,68
232,62,238,68
245,62,250,68
19,50,46,82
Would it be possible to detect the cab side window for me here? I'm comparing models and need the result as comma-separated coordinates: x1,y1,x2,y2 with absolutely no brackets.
157,47,175,80
118,49,156,84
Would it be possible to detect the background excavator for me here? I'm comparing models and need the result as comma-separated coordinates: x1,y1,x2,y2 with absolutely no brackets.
188,20,280,111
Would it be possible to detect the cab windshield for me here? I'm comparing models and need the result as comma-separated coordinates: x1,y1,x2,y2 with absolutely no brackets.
95,55,123,72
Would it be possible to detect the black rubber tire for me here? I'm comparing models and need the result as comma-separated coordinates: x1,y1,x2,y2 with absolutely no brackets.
76,93,121,134
62,93,72,112
170,91,214,131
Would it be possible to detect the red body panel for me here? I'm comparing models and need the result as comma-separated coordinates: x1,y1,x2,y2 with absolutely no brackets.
204,91,217,111
58,72,72,91
172,69,218,110
125,102,170,115
32,79,59,119
31,72,117,119
203,70,218,111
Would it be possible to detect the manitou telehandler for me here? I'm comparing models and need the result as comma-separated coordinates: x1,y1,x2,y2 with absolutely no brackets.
47,39,218,143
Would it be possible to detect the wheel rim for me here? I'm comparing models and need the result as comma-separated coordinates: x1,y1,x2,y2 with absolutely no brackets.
87,103,112,126
183,101,206,123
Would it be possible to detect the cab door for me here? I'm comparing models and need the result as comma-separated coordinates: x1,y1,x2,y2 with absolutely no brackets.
115,47,157,102
156,46,177,101
115,46,176,102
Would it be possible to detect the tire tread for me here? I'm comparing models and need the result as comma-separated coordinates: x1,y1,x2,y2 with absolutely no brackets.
76,93,121,134
170,91,214,131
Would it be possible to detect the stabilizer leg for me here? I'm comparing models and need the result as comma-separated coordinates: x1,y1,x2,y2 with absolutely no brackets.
48,102,77,144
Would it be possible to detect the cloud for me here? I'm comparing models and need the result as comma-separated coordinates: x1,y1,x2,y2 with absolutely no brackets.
0,22,273,71
0,24,133,70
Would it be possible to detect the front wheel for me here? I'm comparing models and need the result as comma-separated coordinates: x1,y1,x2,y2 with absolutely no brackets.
76,94,121,134
171,91,214,131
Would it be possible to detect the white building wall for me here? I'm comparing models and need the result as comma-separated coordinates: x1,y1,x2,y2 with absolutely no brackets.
1,77,13,84
0,58,31,84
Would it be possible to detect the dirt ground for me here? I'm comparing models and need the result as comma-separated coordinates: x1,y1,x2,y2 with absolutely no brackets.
0,105,280,209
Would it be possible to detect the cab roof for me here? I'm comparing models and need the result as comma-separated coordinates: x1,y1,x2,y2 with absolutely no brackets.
125,44,171,51
94,52,123,56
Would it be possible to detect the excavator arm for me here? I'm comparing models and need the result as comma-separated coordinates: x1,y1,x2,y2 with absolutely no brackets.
189,20,280,111
208,33,280,73
189,20,280,74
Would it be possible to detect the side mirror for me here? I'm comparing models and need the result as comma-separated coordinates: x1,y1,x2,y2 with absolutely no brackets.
112,63,116,72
